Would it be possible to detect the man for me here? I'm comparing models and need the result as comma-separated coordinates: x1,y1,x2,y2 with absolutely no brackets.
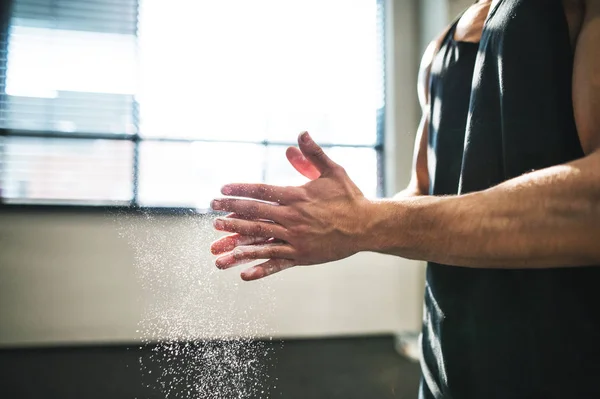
211,0,600,397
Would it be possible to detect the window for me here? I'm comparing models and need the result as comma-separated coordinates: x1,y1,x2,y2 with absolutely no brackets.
0,0,386,209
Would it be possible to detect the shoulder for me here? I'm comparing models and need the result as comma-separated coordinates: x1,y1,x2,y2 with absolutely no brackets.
455,1,491,43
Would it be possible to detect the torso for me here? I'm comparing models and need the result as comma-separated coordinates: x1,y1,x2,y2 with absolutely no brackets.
426,9,480,195
421,1,600,398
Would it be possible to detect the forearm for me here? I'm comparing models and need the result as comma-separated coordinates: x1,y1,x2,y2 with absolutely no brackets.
362,151,600,268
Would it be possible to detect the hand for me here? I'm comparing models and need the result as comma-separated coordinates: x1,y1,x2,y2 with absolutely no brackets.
209,134,322,268
210,132,370,281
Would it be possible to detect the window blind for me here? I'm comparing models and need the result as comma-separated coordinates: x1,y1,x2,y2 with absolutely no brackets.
2,0,138,134
0,0,386,208
0,0,137,205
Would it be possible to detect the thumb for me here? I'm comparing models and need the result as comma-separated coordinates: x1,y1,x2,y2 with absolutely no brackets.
297,131,338,174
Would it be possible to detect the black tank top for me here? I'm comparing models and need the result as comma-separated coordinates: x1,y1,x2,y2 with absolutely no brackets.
420,1,600,398
427,16,478,195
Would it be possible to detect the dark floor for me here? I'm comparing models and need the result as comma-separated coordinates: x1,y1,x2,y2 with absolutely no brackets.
0,335,421,399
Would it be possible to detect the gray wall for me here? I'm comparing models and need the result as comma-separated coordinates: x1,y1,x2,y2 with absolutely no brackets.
449,0,478,20
0,212,425,346
418,0,474,53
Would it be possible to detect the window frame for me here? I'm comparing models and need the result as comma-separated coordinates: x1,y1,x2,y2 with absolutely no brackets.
0,0,387,214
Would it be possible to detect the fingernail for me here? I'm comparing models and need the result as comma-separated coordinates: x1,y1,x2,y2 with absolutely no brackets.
214,218,224,229
221,186,232,195
211,200,221,210
215,258,225,269
300,131,310,143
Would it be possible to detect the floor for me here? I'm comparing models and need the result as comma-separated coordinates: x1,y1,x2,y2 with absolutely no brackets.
0,335,421,399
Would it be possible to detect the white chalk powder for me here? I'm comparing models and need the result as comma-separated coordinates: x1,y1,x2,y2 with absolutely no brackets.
118,210,276,398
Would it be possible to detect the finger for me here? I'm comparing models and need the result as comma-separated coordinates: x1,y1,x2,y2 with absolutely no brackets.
215,254,255,269
210,234,272,255
286,146,321,180
220,183,299,204
241,259,296,281
223,212,254,221
215,243,296,269
211,198,284,222
297,131,339,175
213,217,288,240
223,213,277,224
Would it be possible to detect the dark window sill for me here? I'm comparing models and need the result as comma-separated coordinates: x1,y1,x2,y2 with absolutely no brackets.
0,203,215,216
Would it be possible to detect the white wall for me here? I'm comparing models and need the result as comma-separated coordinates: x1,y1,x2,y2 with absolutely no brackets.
0,0,427,348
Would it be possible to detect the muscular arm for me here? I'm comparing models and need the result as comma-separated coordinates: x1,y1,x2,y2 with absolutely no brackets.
393,41,436,198
363,1,600,268
210,3,599,279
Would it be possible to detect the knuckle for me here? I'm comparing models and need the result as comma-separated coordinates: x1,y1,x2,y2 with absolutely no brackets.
225,199,238,211
220,219,231,229
232,248,243,260
314,148,326,159
286,228,303,243
332,164,346,176
293,188,310,203
294,241,308,255
282,207,298,222
285,226,297,239
295,223,310,235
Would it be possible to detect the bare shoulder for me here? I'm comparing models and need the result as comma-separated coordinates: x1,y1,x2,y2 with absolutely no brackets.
454,1,492,43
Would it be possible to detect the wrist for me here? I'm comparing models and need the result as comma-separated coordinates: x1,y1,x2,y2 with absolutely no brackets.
356,195,449,260
355,198,409,254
